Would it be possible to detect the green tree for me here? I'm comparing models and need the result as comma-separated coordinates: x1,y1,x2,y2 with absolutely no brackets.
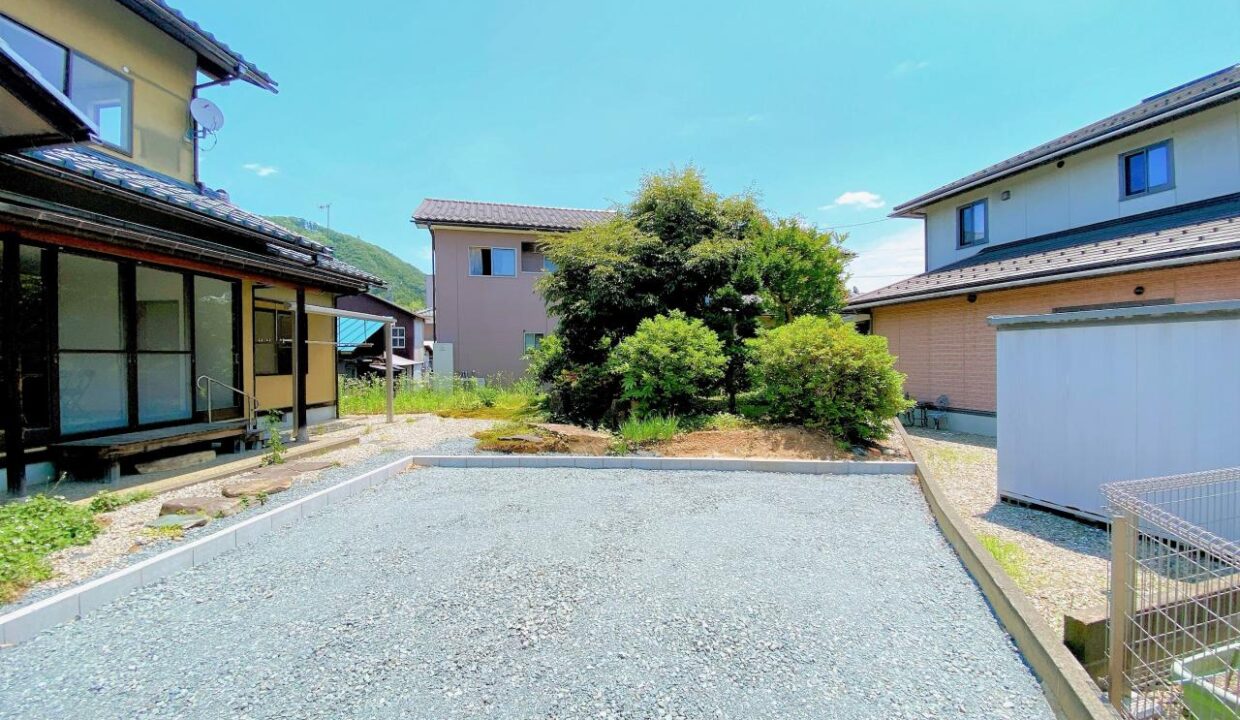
609,312,726,416
748,219,853,324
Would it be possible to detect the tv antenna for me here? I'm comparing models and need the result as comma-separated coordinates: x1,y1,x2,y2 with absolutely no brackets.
189,97,225,138
319,203,332,230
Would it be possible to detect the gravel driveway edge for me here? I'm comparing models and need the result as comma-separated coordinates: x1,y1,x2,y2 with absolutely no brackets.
0,455,415,647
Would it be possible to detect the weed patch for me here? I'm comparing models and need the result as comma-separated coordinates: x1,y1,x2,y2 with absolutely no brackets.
340,376,539,421
978,533,1030,587
618,415,681,447
87,489,153,514
0,496,101,602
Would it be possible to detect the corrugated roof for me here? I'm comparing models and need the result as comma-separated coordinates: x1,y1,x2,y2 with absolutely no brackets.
16,145,381,286
847,193,1240,309
413,198,615,232
114,0,276,92
892,64,1240,216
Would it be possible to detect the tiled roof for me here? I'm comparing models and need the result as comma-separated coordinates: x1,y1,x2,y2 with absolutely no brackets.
893,64,1240,216
18,145,381,286
847,194,1240,309
114,0,276,91
413,198,615,232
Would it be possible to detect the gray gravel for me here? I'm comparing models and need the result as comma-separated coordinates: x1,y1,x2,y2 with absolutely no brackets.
0,468,1054,719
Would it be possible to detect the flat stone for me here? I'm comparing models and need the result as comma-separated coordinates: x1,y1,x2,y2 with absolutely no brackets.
534,423,610,439
247,461,335,479
221,476,294,498
135,450,217,474
497,434,545,443
160,496,245,518
145,513,210,530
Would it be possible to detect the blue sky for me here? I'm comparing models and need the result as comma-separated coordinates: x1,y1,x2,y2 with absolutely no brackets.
183,0,1240,292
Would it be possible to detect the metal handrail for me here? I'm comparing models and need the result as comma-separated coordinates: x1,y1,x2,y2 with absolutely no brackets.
196,375,260,431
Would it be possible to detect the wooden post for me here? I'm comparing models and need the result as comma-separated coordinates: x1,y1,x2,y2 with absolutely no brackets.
1109,511,1136,712
293,288,309,443
385,320,394,424
2,238,26,494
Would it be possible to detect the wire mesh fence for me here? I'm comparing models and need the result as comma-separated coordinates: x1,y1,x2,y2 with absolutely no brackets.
1103,467,1240,719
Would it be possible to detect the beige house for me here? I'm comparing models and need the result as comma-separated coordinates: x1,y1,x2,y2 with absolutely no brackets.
845,64,1240,435
413,199,613,378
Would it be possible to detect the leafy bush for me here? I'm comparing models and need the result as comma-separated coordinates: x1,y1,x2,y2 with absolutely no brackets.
618,415,681,446
87,489,153,514
748,315,911,442
609,312,726,417
528,335,624,428
0,495,101,602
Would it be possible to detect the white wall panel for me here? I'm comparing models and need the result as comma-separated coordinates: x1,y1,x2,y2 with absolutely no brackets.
996,311,1240,520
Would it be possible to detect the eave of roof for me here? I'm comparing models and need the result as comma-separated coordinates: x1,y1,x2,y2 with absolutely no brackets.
4,145,383,287
113,0,277,92
0,39,97,151
413,198,615,233
891,64,1240,217
847,193,1240,310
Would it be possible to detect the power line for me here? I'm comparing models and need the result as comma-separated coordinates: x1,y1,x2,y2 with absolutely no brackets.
820,216,896,230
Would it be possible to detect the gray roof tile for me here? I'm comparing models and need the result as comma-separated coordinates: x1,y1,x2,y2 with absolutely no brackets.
847,194,1240,309
20,145,381,286
893,64,1240,215
413,198,614,231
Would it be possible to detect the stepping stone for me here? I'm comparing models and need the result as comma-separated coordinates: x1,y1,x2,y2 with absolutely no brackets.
222,476,294,498
247,461,335,479
135,450,216,474
160,496,244,518
497,434,545,443
145,513,209,530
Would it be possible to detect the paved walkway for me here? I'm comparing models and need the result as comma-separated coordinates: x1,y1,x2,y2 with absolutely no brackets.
0,468,1054,719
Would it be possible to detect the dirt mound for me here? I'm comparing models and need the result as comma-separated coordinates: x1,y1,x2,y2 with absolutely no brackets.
656,426,910,460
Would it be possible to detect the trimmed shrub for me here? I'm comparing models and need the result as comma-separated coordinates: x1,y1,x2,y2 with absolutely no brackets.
748,315,911,441
609,312,726,417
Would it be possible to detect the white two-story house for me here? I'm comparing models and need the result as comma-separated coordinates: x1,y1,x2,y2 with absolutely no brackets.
846,64,1240,435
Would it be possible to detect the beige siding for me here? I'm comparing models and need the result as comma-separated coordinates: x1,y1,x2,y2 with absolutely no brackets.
871,260,1240,413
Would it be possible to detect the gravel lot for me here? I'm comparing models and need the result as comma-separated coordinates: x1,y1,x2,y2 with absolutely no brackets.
905,428,1110,637
0,467,1053,720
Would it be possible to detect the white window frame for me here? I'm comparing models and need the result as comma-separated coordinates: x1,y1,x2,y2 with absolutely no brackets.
391,325,406,349
1119,139,1174,200
468,246,517,277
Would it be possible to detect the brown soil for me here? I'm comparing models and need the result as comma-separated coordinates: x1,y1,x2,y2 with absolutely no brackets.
655,425,910,460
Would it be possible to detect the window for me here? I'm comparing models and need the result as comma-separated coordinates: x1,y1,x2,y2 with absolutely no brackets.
391,325,406,349
254,309,295,376
523,332,544,353
68,54,132,151
1121,140,1173,198
521,242,556,272
469,247,517,277
957,199,988,247
0,15,132,152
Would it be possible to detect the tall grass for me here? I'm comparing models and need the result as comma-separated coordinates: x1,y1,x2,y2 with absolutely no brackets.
339,374,539,421
618,415,681,445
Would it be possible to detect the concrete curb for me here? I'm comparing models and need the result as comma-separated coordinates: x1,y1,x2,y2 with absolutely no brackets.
0,454,414,647
407,454,917,475
894,421,1117,720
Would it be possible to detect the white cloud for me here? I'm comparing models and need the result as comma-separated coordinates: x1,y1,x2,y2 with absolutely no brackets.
243,163,279,177
820,190,885,211
890,60,929,76
845,226,924,293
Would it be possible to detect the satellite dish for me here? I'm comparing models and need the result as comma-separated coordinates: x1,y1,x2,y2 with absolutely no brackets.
189,97,225,133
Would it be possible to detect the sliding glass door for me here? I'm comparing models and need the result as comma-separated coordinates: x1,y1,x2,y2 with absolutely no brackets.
193,276,238,414
136,266,192,424
54,251,241,437
58,254,128,434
